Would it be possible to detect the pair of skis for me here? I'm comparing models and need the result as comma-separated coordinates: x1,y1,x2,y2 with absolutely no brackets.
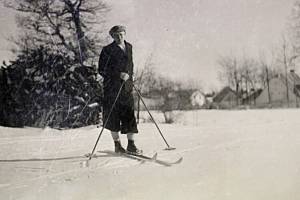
86,151,182,167
120,152,183,167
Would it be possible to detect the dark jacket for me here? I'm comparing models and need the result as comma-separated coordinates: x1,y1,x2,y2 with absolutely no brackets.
98,41,134,105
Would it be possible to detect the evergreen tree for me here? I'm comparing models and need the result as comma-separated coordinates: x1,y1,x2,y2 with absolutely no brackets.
1,46,102,128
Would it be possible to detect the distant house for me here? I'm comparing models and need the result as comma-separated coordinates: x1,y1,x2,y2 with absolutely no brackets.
255,71,300,107
160,89,206,110
190,90,206,108
135,89,205,111
213,86,237,109
241,88,263,105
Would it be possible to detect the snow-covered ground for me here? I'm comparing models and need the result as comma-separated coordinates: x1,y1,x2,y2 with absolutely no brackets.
1,109,300,200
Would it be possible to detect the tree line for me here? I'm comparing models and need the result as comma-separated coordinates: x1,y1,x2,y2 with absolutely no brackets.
218,1,300,107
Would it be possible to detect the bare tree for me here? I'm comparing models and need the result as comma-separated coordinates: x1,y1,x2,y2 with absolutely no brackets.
218,55,241,105
258,50,280,104
289,0,300,57
135,62,184,123
156,76,181,123
277,35,298,107
4,0,109,65
1,0,108,127
240,57,265,105
134,52,157,94
133,52,158,123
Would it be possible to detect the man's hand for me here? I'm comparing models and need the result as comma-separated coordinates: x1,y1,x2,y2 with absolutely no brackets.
120,72,130,81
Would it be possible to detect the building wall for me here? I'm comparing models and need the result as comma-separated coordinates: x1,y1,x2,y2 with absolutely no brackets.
190,91,206,107
218,92,237,108
256,78,299,107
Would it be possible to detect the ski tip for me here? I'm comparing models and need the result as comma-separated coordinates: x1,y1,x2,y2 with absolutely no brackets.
152,153,158,160
175,157,183,164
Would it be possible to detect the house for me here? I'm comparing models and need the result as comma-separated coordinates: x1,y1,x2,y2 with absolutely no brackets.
255,71,300,107
241,88,263,105
190,90,206,108
135,89,206,111
213,86,238,109
168,89,205,110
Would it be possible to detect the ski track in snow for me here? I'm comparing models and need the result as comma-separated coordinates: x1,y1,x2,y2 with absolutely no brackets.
0,152,145,192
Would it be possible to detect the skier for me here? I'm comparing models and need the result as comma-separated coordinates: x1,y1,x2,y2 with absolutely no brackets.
98,25,141,155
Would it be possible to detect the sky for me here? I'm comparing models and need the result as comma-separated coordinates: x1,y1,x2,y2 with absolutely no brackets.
0,4,16,62
0,0,296,91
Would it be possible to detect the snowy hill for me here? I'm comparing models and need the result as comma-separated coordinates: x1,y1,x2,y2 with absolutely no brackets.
0,109,300,200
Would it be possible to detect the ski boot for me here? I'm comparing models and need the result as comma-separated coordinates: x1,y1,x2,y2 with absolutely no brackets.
127,140,142,155
114,140,126,153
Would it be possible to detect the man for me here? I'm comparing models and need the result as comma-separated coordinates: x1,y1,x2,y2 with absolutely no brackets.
98,25,141,154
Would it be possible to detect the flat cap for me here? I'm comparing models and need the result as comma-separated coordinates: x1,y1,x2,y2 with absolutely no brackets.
109,25,126,36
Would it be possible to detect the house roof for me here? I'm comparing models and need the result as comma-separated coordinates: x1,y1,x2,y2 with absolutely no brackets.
288,71,300,85
275,71,300,86
242,88,263,101
213,86,236,103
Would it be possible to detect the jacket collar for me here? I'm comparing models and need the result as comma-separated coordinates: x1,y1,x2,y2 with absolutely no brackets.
112,41,129,55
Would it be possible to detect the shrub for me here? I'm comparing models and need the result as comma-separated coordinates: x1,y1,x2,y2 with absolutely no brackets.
0,46,102,128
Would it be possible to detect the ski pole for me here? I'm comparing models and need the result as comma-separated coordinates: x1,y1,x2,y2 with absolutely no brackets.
133,84,176,150
88,81,125,160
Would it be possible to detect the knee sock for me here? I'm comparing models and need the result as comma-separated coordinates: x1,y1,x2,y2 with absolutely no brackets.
112,132,136,142
111,131,120,141
127,133,135,141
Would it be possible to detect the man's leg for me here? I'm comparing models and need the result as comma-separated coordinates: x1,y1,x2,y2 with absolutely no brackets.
119,96,140,154
111,131,120,141
111,131,125,153
105,101,123,153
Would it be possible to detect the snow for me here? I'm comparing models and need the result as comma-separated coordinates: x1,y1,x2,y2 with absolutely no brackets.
1,109,300,200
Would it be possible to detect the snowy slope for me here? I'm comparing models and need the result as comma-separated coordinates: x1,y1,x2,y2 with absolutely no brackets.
0,109,300,200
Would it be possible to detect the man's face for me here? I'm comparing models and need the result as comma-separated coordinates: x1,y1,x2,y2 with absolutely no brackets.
112,31,126,44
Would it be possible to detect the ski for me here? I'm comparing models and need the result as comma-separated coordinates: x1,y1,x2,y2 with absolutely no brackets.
121,152,183,167
119,151,183,167
152,156,183,166
121,152,158,162
94,150,183,167
94,150,157,162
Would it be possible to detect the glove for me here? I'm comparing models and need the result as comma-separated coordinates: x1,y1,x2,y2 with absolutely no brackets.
120,72,130,81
